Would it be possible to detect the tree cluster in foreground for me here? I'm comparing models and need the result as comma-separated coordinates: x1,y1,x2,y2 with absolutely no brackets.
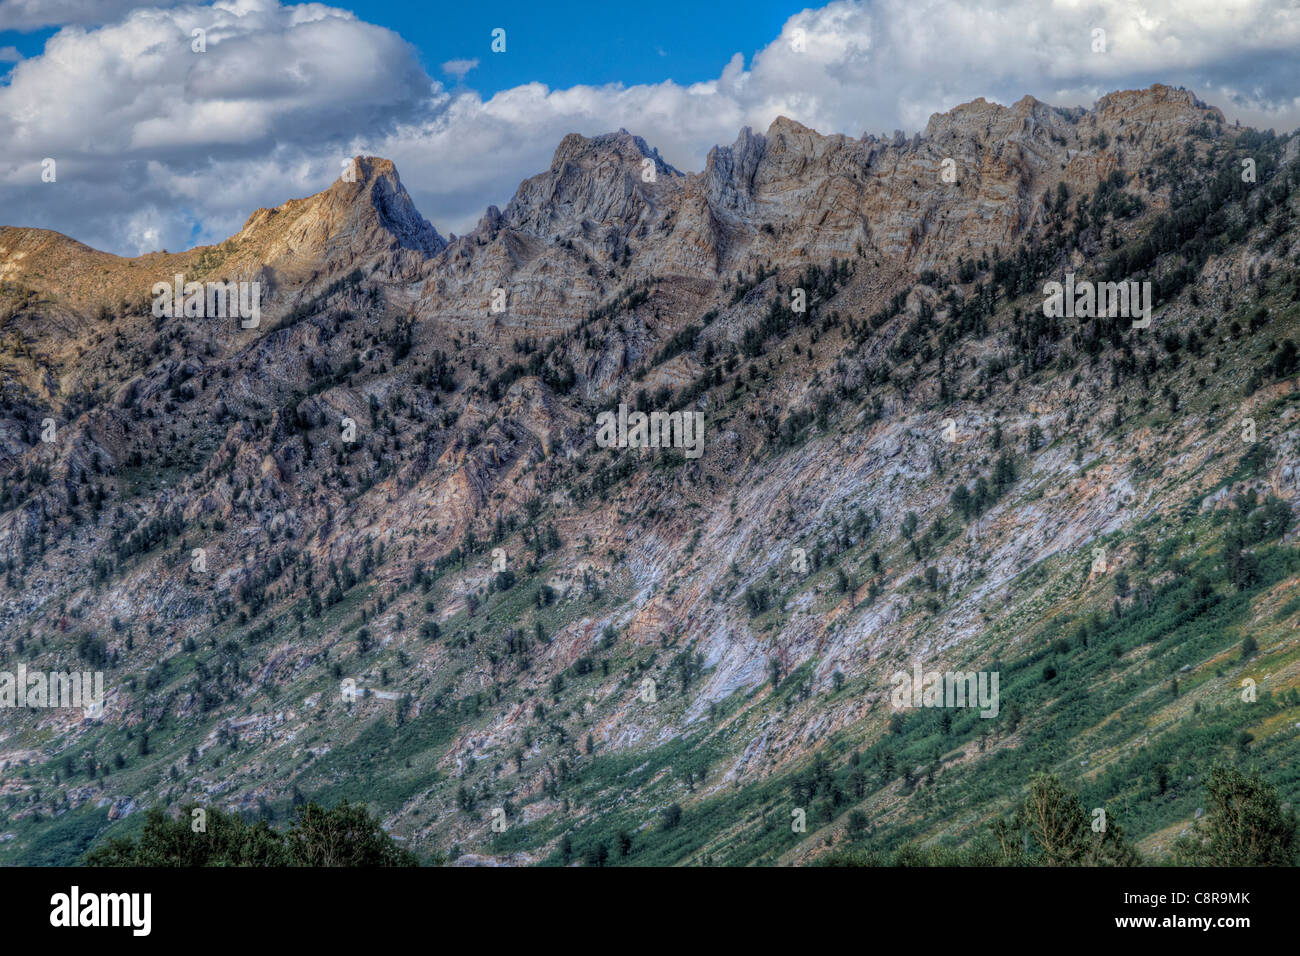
83,800,420,867
820,766,1297,867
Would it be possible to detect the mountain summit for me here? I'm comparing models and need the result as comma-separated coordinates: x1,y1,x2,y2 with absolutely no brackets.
1,85,1298,867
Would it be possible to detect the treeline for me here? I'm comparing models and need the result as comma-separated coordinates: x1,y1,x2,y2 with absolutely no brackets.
819,766,1297,866
83,800,421,867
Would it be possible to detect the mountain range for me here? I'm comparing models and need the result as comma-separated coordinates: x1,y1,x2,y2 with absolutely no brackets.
1,83,1298,866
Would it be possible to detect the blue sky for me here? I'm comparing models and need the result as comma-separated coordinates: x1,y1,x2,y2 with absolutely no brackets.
1,1,803,89
1,0,1297,255
348,0,802,95
0,28,45,62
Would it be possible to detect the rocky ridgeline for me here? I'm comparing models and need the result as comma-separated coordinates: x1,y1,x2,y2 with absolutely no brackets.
0,84,1297,864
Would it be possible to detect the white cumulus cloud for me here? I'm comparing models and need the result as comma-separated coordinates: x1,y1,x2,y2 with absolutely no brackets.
441,57,478,81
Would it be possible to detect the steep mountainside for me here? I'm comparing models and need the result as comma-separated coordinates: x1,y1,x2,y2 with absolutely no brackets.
1,84,1299,866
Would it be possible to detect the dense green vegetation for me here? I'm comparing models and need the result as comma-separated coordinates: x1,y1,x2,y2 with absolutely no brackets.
83,800,420,867
819,767,1295,866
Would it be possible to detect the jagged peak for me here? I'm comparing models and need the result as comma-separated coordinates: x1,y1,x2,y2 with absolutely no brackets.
343,154,398,184
1094,83,1223,122
236,155,444,257
549,129,681,177
469,204,504,241
1012,94,1046,113
923,95,1018,136
706,125,765,169
766,115,818,137
495,128,685,240
922,84,1223,143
